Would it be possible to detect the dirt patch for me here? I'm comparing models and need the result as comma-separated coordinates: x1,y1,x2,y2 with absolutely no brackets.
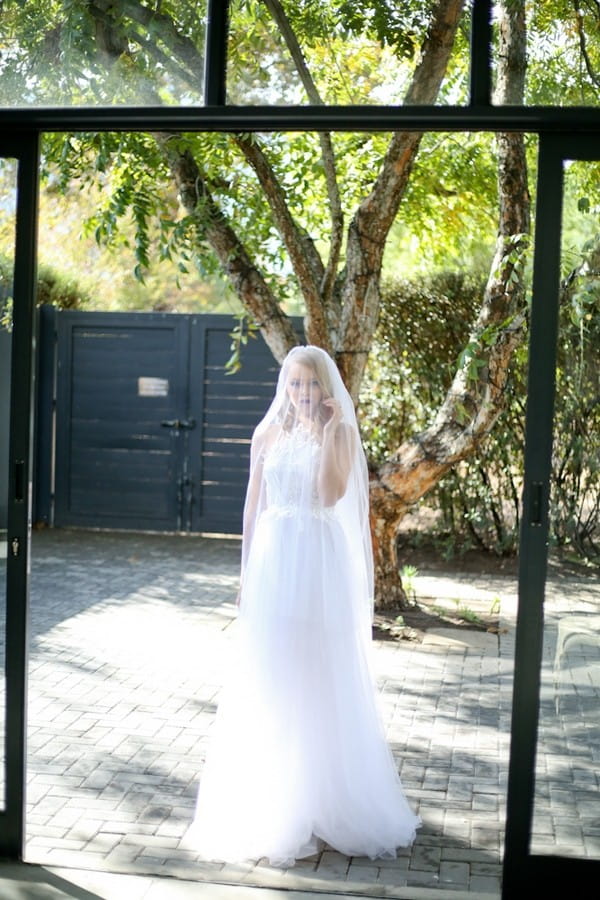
371,542,511,643
397,539,519,577
374,542,598,644
373,598,502,644
398,536,597,579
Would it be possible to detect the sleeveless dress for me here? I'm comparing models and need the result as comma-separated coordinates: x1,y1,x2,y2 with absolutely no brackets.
188,426,420,866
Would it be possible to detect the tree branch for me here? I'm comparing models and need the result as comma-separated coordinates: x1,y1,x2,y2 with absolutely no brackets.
262,0,344,313
155,134,298,362
234,134,332,350
378,0,530,504
89,2,196,89
572,1,600,91
339,0,466,396
91,0,204,87
362,0,467,237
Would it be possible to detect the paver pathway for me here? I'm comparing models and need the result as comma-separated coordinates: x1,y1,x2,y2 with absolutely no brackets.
23,529,515,897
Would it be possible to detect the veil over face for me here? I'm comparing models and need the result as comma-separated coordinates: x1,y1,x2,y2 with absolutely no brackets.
240,345,374,630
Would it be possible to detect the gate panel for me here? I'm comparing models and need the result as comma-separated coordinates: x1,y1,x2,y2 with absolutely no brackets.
189,320,279,534
49,311,296,534
55,313,188,530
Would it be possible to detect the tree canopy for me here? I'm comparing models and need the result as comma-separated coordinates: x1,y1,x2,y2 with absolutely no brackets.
0,0,598,601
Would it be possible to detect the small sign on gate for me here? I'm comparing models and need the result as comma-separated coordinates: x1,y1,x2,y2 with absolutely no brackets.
137,376,169,397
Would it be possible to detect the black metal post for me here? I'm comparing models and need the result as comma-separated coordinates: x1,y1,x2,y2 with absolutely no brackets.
502,135,564,897
2,104,600,133
0,132,40,857
470,0,493,106
204,0,230,106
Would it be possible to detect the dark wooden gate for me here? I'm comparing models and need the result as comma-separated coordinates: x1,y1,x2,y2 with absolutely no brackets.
37,308,283,534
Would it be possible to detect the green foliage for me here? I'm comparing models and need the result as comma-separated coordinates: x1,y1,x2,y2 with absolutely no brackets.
337,0,437,59
384,133,499,276
362,251,600,562
0,0,450,108
0,0,207,105
550,267,600,559
360,272,486,463
399,564,419,603
228,0,445,105
362,265,526,557
1,4,514,317
31,135,243,315
0,251,90,329
384,132,540,278
35,262,91,309
43,123,496,316
526,1,600,106
226,313,259,375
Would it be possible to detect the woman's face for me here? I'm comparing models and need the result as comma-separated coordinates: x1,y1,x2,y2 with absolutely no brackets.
286,362,323,418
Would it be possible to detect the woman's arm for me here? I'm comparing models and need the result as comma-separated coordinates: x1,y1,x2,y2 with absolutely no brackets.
239,425,279,604
318,406,355,506
238,430,264,604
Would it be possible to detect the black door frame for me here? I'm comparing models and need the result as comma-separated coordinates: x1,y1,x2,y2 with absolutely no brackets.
0,132,39,855
1,1,599,894
502,133,600,894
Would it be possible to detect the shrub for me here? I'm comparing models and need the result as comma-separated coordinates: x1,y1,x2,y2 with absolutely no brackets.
0,253,90,330
361,267,599,562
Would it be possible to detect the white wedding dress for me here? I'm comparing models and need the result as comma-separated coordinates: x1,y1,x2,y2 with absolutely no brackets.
188,425,420,866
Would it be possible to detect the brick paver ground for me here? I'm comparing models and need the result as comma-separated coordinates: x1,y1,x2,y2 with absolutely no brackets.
19,529,599,896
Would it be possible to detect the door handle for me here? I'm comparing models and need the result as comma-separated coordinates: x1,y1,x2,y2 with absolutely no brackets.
161,418,196,430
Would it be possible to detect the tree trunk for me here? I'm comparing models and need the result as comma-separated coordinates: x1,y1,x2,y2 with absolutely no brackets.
87,0,528,611
369,482,411,610
338,0,466,399
370,0,529,608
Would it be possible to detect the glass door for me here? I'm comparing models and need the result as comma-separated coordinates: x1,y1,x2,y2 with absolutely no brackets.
0,156,18,816
503,135,600,895
0,134,39,857
531,156,600,860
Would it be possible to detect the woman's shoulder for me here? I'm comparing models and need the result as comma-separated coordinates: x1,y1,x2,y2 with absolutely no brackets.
252,422,283,450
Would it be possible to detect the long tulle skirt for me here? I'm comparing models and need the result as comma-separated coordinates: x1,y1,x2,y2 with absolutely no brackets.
187,509,420,866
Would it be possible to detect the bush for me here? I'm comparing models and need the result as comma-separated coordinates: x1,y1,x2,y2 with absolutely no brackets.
361,272,485,465
361,267,599,562
1,253,90,329
550,253,600,559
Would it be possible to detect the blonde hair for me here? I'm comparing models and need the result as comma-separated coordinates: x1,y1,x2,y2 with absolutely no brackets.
281,346,334,430
289,347,333,398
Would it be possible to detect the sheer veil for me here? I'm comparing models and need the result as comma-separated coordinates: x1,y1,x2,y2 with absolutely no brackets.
187,346,422,865
240,345,374,632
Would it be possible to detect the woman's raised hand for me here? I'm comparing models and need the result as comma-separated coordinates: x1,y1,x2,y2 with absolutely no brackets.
321,397,342,435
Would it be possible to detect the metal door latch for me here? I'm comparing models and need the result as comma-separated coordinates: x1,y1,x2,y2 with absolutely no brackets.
11,537,19,557
161,418,196,430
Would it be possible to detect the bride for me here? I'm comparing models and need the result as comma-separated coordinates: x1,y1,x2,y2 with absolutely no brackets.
188,345,420,867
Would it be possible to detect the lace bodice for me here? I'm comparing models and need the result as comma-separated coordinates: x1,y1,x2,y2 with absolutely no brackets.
263,426,331,518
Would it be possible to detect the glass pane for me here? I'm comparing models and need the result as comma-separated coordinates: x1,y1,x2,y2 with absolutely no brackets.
531,159,600,858
0,157,17,811
493,2,600,107
0,2,206,107
227,0,470,106
23,127,517,891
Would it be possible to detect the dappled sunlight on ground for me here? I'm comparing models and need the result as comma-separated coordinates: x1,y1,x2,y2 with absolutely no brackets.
23,529,598,893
